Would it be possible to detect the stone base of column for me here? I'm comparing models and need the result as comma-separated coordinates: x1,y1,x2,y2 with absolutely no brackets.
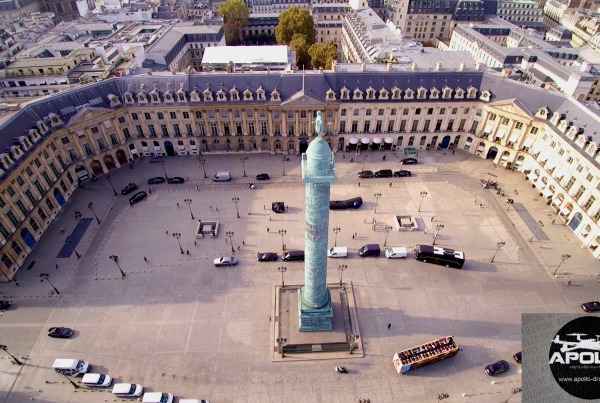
298,285,333,332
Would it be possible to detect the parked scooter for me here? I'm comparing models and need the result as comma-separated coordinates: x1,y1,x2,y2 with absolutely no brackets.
248,182,255,189
335,366,348,374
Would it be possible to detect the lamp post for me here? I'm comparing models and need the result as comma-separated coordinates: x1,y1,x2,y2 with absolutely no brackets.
332,227,341,247
338,264,348,286
281,156,287,176
490,241,505,263
232,197,240,219
64,235,81,259
172,232,184,254
40,273,60,294
506,198,514,211
159,160,168,179
361,154,368,171
432,224,445,245
529,220,544,242
502,388,522,403
184,198,194,219
226,231,235,253
0,345,22,365
106,174,117,196
278,229,287,251
487,163,497,183
199,157,208,178
240,157,249,177
348,334,359,354
109,255,126,278
88,202,101,224
553,254,572,276
437,393,449,402
278,266,287,287
373,192,382,213
276,336,287,357
383,225,393,247
418,191,428,212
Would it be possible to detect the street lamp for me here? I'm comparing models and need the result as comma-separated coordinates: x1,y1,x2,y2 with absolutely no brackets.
432,224,445,245
109,255,126,278
374,192,382,213
502,388,522,403
184,198,194,219
278,266,287,287
88,201,101,224
383,225,393,247
338,264,348,286
226,231,235,253
418,191,428,212
232,197,240,219
491,241,506,263
281,156,287,176
40,273,60,294
106,174,117,196
361,154,368,171
199,157,208,179
553,254,572,275
64,235,81,259
172,232,184,254
276,336,287,357
487,163,497,183
240,157,249,177
278,229,287,251
529,220,544,242
506,198,514,211
332,227,341,247
0,345,22,365
159,160,168,179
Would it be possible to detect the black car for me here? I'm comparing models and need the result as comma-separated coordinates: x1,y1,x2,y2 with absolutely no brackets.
484,360,509,376
121,183,138,195
358,170,374,178
581,301,600,312
272,201,285,213
375,169,393,178
513,351,522,364
129,191,147,206
394,170,412,177
256,173,270,181
147,177,166,185
282,250,304,261
330,197,363,210
48,327,74,338
167,177,185,184
402,158,418,165
0,300,11,310
257,252,278,262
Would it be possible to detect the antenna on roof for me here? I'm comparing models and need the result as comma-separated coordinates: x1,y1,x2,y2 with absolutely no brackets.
302,66,305,91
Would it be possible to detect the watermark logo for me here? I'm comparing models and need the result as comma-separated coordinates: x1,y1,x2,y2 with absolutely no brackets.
548,316,600,400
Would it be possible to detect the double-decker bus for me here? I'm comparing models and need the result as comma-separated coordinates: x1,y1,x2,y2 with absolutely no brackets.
392,336,460,374
414,244,465,269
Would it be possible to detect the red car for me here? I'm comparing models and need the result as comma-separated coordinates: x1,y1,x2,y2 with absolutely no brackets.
581,301,600,312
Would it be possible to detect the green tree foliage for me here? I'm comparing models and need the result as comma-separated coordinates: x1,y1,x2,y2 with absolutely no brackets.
289,34,311,69
308,40,338,70
217,0,250,45
275,6,316,46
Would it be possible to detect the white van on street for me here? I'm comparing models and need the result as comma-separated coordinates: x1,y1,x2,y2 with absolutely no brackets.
327,246,348,258
142,391,174,403
52,358,90,376
384,247,408,259
82,373,112,387
112,383,144,397
212,171,231,182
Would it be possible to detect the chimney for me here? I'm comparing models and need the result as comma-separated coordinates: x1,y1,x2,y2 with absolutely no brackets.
435,61,442,71
319,66,323,72
361,62,366,71
387,62,392,71
475,61,483,71
459,62,466,71
332,60,337,72
411,62,417,71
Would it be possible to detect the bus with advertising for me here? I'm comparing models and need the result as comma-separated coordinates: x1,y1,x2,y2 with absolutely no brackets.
392,336,460,374
414,244,465,269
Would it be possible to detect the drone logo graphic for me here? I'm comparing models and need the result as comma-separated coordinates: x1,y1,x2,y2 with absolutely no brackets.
552,333,600,353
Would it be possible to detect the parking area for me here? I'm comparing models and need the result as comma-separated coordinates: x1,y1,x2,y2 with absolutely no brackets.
0,149,598,402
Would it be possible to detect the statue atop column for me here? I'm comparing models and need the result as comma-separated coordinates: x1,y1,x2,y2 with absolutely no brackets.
314,111,323,138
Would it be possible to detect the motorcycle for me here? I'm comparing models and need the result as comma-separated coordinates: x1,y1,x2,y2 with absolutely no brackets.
335,366,348,374
248,182,255,189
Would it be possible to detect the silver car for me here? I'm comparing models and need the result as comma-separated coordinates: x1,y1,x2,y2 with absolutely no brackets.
213,256,238,267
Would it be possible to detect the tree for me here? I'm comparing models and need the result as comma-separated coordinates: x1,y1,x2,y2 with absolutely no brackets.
290,34,310,69
275,6,316,46
308,40,338,70
217,0,250,45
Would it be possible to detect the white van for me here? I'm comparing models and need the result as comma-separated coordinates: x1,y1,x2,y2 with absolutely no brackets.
142,392,174,403
112,383,144,397
179,400,209,403
327,246,348,258
82,373,112,387
52,358,90,376
212,171,231,182
384,247,408,259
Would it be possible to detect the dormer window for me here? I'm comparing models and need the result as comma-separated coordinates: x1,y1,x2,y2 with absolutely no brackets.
326,89,336,100
244,90,253,100
216,89,227,101
379,88,389,100
340,87,350,100
536,107,549,119
150,90,160,103
177,90,186,101
137,92,147,103
442,86,452,99
190,90,200,102
468,86,479,99
48,113,63,127
108,94,122,108
391,87,401,99
353,89,363,100
124,92,134,103
366,87,376,100
417,87,427,99
455,88,465,99
257,87,266,100
430,87,440,99
405,88,414,99
270,90,280,101
164,91,174,103
230,88,240,101
203,89,213,102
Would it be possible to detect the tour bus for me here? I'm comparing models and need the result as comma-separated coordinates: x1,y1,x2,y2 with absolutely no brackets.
392,336,460,374
414,244,465,269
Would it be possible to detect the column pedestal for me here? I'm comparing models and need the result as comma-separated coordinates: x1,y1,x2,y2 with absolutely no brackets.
298,285,333,332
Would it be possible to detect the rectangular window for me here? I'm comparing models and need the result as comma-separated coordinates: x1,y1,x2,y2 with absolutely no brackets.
353,109,360,116
7,186,15,196
6,210,19,226
170,112,177,119
415,108,421,115
248,122,255,135
173,124,181,136
83,144,93,156
515,122,523,129
423,120,431,131
400,120,407,131
135,125,143,137
49,162,59,177
16,176,24,186
341,109,347,116
16,200,27,215
0,222,9,238
157,112,164,120
411,120,419,131
195,111,202,119
387,121,394,132
211,123,218,136
339,121,346,133
61,136,70,145
144,112,151,120
131,113,139,120
573,185,586,201
451,108,458,114
221,109,227,118
90,126,99,134
501,117,509,125
186,124,193,136
97,139,106,151
246,110,253,118
427,108,434,115
26,167,33,177
123,128,131,140
583,196,596,211
261,122,267,135
565,177,576,191
25,190,35,204
300,111,307,118
160,124,168,137
149,125,156,136
118,116,126,124
182,112,190,119
366,109,372,116
391,108,397,116
33,180,43,195
403,108,409,115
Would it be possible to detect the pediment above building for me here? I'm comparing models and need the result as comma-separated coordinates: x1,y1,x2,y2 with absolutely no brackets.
488,99,533,118
281,91,325,107
65,107,114,127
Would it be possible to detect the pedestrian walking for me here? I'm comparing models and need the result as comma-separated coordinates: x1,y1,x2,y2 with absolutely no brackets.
354,232,357,238
165,230,169,235
186,250,191,256
267,227,270,233
388,323,392,330
264,205,266,210
194,241,197,246
242,241,245,245
237,245,240,251
59,227,65,233
177,202,180,208
431,216,434,222
424,228,428,234
216,206,219,212
352,234,355,239
55,264,59,270
149,188,152,194
144,256,148,262
452,150,455,155
14,281,19,287
210,206,213,211
389,183,392,188
358,182,361,187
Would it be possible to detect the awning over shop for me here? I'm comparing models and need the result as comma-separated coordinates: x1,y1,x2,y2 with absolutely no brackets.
561,207,571,215
373,137,382,144
538,150,551,162
361,137,370,144
508,133,519,142
542,188,554,198
484,124,493,133
349,137,359,144
465,141,472,146
476,146,485,151
527,173,539,181
496,129,506,138
545,158,559,171
384,137,393,144
501,153,510,161
534,179,546,189
523,138,534,148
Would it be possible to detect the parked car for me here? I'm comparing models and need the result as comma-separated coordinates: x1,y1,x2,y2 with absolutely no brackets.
142,392,174,403
167,177,185,184
272,201,285,213
112,383,144,397
479,179,490,188
384,247,408,259
82,373,112,387
214,256,238,267
357,170,374,178
257,252,278,262
394,170,412,177
327,247,348,258
129,191,147,206
374,169,393,178
282,250,304,261
358,244,381,257
581,301,600,312
47,327,74,338
513,351,522,364
256,173,270,180
401,158,418,165
147,177,166,185
330,197,363,210
0,301,11,310
121,183,138,195
484,360,510,376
